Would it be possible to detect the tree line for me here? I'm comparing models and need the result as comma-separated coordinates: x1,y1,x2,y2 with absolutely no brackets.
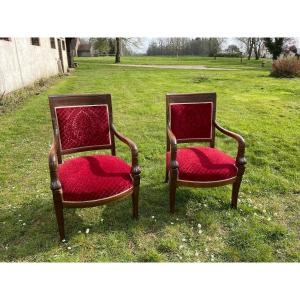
146,37,298,60
89,37,299,63
146,38,224,57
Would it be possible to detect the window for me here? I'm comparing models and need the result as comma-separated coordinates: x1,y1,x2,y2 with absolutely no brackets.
62,40,66,50
31,38,40,46
50,38,56,49
0,38,11,41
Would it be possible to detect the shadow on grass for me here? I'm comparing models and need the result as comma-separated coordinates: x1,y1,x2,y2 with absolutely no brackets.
0,180,234,262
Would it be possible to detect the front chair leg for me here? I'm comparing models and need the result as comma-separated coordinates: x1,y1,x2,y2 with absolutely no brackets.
53,190,65,241
132,174,140,219
169,168,178,213
231,167,245,209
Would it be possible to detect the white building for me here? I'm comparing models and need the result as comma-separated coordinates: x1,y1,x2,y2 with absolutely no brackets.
296,37,300,54
0,37,77,94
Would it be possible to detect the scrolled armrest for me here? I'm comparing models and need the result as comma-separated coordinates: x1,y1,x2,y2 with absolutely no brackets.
167,126,178,169
112,125,141,176
214,121,246,166
48,141,62,190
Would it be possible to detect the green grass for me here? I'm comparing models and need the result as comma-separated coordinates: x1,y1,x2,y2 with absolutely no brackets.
75,55,273,69
0,56,299,262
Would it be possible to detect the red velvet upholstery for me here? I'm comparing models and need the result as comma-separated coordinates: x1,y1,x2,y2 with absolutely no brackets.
58,155,133,202
167,146,237,182
170,102,213,140
55,105,111,151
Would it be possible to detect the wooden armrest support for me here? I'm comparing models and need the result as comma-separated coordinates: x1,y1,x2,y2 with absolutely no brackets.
214,121,246,166
167,126,178,169
112,125,141,175
48,141,62,190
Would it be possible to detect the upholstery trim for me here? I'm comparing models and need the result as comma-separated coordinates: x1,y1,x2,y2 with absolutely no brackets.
62,186,134,206
178,176,237,185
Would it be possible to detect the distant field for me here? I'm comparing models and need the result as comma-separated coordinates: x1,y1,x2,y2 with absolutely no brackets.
0,56,299,262
75,55,273,69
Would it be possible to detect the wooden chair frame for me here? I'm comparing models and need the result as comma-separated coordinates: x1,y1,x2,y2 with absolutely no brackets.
48,94,141,240
165,92,246,212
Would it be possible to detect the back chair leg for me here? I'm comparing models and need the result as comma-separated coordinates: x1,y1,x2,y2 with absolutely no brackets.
164,166,169,183
132,188,139,219
53,191,65,241
132,174,140,219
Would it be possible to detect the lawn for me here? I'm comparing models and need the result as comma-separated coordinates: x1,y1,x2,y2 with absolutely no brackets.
0,56,299,262
76,55,273,69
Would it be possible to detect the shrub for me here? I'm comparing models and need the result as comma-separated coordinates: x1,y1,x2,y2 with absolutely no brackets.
216,52,241,57
271,58,300,78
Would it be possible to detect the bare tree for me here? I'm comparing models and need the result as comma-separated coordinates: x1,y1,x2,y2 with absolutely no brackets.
115,38,143,63
169,38,188,58
157,38,165,55
237,38,254,60
239,38,274,60
248,38,255,60
252,38,264,60
282,38,297,56
115,38,121,63
208,38,223,58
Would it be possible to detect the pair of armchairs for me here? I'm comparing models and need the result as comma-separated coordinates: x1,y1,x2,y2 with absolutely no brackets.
49,93,246,240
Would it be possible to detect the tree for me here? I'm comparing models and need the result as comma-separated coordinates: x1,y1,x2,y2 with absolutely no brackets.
282,38,297,57
263,38,284,60
114,38,142,63
237,38,254,60
252,38,264,60
157,38,165,55
169,38,190,58
90,38,116,56
115,38,121,63
108,39,116,55
146,38,223,57
289,44,299,60
90,38,109,55
208,38,223,58
226,44,240,54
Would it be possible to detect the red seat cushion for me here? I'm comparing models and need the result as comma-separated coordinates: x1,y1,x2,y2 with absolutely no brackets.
166,146,237,182
58,155,133,202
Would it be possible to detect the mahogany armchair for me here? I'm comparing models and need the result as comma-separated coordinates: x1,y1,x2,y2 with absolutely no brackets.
165,92,246,212
48,94,141,240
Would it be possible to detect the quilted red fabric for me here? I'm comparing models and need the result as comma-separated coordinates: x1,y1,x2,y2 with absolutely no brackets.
58,155,133,202
55,105,111,151
166,146,237,182
170,102,213,140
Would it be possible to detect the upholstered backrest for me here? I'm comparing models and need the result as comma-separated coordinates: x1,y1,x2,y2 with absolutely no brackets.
55,105,110,151
167,93,216,143
49,94,114,156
